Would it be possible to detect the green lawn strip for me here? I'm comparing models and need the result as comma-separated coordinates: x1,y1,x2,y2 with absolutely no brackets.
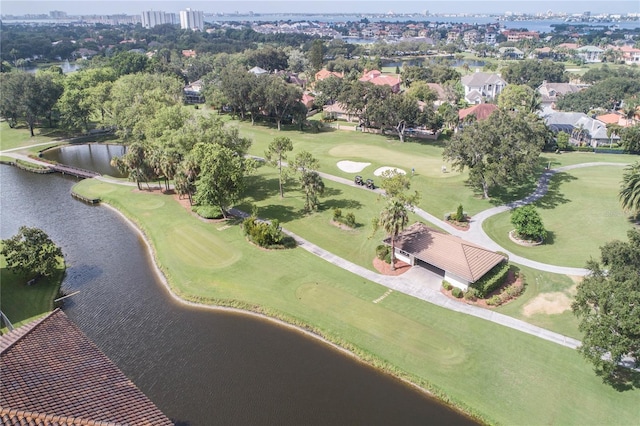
73,178,640,424
0,252,64,330
483,166,633,267
495,265,582,339
0,122,62,151
542,151,636,168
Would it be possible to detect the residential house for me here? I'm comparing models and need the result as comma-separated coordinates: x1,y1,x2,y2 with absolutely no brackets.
248,66,269,75
461,71,507,104
499,46,525,59
537,81,584,111
543,111,618,147
458,103,499,122
385,222,506,290
616,45,640,64
463,30,480,46
301,93,315,110
484,32,497,45
0,309,172,425
182,49,197,58
503,30,539,42
359,70,402,93
576,45,604,63
322,102,353,121
315,68,344,82
184,79,204,104
426,83,448,107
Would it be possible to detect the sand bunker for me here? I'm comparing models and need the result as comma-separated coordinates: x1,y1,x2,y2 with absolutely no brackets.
523,292,573,316
373,166,406,177
337,160,371,173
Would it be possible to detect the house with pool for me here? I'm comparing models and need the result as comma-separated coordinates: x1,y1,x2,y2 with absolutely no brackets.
385,223,506,290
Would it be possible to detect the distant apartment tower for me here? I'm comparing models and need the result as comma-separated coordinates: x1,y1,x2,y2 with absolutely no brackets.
180,8,204,31
141,10,178,28
50,10,67,19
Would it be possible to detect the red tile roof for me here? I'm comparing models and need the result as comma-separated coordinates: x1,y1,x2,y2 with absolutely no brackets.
387,223,506,283
458,104,498,121
0,310,172,426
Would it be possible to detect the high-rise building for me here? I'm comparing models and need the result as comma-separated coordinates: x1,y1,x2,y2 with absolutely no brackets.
141,10,166,28
50,10,67,19
180,8,204,31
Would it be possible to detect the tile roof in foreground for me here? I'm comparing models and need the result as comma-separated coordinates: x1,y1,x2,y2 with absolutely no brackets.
387,223,506,283
0,309,173,426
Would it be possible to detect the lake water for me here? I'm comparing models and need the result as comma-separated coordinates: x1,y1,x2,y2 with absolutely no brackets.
41,143,127,178
0,165,477,425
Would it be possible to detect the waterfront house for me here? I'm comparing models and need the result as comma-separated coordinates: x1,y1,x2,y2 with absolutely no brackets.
537,81,585,111
543,111,617,147
576,45,604,63
359,70,402,93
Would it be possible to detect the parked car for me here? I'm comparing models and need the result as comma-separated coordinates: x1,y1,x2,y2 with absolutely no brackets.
366,179,375,189
354,175,364,185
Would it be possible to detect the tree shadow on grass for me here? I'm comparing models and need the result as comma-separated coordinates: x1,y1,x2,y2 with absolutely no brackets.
487,171,577,209
243,175,281,202
253,203,304,222
321,198,363,211
600,367,640,392
533,172,577,210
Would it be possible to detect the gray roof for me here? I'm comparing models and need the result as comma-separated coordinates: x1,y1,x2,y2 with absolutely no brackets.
537,82,584,103
543,111,614,140
461,72,506,88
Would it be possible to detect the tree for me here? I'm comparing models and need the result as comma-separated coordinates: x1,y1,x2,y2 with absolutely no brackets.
571,229,640,384
378,199,409,271
265,136,293,198
290,151,324,212
498,84,541,113
501,59,568,88
308,40,326,74
510,205,547,241
556,131,570,150
110,142,152,190
368,93,420,142
264,75,302,131
620,125,640,154
379,169,420,205
1,227,63,280
619,162,640,214
443,110,547,198
301,170,325,212
191,143,253,218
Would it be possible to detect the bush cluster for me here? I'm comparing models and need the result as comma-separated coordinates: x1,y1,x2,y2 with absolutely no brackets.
193,205,223,219
333,208,356,228
451,287,463,298
242,216,293,249
442,280,453,291
463,287,478,301
469,261,510,297
376,244,391,263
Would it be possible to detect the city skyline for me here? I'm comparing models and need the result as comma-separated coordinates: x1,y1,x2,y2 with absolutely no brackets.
2,0,639,17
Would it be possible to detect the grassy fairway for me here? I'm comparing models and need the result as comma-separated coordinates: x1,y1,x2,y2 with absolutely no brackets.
73,178,640,425
0,252,64,329
483,166,633,267
0,121,61,151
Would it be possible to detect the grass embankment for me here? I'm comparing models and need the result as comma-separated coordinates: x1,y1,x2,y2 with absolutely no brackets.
0,252,64,330
483,166,634,267
0,121,61,152
73,178,640,425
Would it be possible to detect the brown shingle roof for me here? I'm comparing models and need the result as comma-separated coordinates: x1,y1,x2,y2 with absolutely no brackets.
386,223,506,282
0,310,172,426
458,104,498,121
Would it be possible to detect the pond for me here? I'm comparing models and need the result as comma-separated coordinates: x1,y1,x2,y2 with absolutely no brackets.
41,143,127,178
0,166,478,425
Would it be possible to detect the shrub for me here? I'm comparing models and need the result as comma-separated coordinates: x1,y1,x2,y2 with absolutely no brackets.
454,204,465,222
193,205,223,219
442,280,453,291
470,262,510,297
486,295,502,306
333,208,342,221
451,287,463,298
505,284,523,298
376,245,391,263
511,205,547,241
242,216,292,248
464,287,478,301
345,212,356,228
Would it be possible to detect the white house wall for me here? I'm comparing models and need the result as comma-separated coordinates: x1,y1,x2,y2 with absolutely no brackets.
444,272,470,291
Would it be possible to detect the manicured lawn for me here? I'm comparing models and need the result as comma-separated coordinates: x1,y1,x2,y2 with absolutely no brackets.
495,265,582,339
483,166,634,267
73,178,640,425
0,252,64,330
0,121,62,151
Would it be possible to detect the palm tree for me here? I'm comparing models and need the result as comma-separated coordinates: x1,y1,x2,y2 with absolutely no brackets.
620,162,640,214
379,199,409,271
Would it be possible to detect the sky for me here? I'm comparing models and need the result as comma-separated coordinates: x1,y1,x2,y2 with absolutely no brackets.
1,0,639,16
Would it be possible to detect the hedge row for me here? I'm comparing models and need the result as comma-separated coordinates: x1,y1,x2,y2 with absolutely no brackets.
469,261,510,297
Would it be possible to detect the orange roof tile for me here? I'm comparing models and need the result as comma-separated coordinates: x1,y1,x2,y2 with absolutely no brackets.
0,310,172,425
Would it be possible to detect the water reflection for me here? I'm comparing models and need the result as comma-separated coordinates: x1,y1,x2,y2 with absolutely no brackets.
41,143,126,177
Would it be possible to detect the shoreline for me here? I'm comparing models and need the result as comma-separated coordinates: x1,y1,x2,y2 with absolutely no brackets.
97,201,484,424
